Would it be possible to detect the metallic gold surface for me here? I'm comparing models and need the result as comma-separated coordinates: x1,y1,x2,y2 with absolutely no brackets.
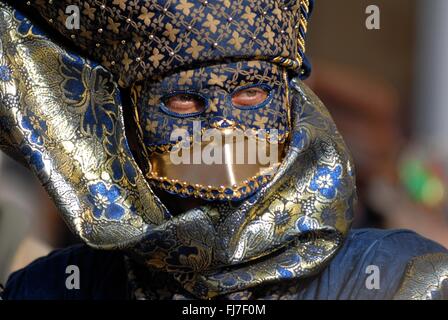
148,130,286,201
394,253,448,300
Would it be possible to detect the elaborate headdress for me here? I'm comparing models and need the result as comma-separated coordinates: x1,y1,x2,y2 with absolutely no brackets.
23,0,313,86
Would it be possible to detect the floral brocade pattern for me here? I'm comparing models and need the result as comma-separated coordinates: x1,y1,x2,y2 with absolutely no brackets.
0,4,162,244
394,253,448,300
0,2,355,299
15,0,311,87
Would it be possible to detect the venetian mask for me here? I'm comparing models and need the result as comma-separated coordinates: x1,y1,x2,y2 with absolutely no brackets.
133,61,291,201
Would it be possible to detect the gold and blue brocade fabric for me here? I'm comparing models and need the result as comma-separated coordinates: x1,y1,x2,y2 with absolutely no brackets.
0,1,358,299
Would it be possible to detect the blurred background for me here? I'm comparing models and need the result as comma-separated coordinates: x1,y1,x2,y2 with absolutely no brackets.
1,0,448,282
305,0,448,246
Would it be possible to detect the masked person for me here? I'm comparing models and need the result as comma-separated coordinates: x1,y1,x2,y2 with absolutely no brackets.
0,0,447,300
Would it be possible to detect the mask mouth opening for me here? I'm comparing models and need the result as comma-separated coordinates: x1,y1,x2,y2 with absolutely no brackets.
145,126,288,202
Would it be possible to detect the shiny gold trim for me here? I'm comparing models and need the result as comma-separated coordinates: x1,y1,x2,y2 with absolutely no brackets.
284,68,292,134
131,84,151,169
272,0,310,70
148,170,276,201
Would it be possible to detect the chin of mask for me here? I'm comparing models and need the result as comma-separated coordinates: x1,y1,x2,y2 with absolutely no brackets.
133,61,292,202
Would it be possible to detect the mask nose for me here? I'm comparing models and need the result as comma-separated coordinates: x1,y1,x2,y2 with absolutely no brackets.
209,117,239,130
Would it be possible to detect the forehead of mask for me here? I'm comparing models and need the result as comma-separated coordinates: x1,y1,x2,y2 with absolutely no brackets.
134,61,289,149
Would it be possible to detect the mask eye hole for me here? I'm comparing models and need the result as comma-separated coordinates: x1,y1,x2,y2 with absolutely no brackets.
232,85,271,109
162,93,206,117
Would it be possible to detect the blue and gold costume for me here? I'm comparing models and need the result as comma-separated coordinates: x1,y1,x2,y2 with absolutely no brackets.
0,0,447,300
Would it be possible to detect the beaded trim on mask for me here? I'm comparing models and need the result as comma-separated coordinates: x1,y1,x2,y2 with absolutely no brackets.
147,163,280,201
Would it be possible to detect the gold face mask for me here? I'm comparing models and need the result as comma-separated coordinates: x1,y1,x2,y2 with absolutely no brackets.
133,61,291,201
